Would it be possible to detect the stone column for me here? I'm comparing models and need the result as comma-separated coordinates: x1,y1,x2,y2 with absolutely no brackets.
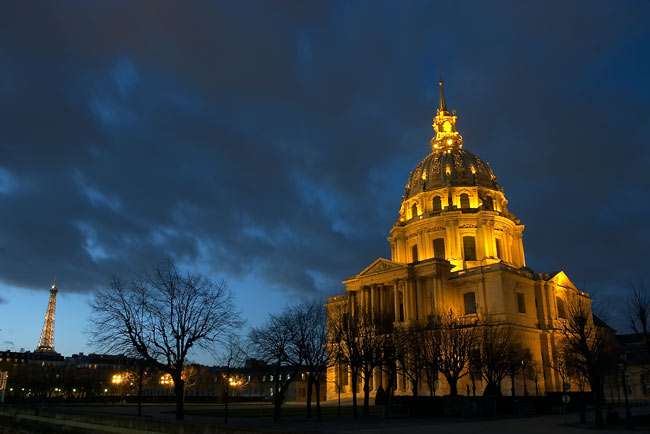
393,282,399,322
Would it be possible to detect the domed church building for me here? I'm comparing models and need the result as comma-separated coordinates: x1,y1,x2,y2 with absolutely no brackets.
326,82,591,398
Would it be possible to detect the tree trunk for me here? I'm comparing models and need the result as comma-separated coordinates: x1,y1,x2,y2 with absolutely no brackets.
315,380,322,421
351,371,358,419
447,375,458,396
173,377,185,421
306,375,313,419
363,370,371,416
273,381,281,423
592,377,604,427
510,372,516,397
136,365,144,417
337,383,341,417
224,385,229,424
411,378,418,397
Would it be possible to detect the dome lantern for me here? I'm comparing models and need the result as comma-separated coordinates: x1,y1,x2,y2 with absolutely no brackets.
431,80,463,152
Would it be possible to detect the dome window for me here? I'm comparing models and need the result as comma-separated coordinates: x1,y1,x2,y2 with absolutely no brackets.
460,193,470,209
495,238,503,259
463,236,477,261
483,196,494,211
433,238,445,259
432,196,442,212
411,203,418,219
411,245,419,263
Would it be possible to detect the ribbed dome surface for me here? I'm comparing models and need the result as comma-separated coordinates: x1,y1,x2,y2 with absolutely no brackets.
403,148,500,199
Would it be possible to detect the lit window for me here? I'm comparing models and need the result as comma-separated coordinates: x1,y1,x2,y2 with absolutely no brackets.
463,236,477,261
495,238,503,260
433,238,445,259
411,245,419,263
460,193,470,209
432,196,442,211
516,293,526,314
464,292,477,315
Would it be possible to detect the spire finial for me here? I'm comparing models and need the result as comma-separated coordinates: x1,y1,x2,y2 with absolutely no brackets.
438,79,447,112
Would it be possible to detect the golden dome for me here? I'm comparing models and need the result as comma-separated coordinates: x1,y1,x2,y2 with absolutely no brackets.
402,148,500,200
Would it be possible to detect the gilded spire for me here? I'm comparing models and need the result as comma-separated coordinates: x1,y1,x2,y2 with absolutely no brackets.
438,79,447,112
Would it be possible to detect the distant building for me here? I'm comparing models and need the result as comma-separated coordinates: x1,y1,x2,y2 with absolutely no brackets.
605,334,650,403
212,358,325,402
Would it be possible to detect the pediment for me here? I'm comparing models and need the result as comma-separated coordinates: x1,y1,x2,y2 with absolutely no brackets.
357,258,405,277
546,270,579,290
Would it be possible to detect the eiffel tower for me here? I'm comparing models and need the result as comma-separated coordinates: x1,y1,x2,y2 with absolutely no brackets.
35,283,59,353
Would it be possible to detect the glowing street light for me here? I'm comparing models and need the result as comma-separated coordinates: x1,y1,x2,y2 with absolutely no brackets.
160,373,174,386
111,373,125,385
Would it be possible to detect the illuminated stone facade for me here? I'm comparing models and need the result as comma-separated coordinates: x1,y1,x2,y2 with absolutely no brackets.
326,82,591,399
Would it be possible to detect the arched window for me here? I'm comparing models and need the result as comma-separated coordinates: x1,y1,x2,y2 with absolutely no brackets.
432,196,442,212
411,203,418,219
483,196,494,211
460,193,470,209
556,297,567,319
433,238,446,259
463,236,477,261
411,245,419,263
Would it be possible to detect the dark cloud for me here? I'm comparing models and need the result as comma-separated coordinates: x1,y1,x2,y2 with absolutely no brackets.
0,1,648,326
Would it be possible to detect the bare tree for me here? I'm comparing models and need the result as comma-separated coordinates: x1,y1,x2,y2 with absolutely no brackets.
435,309,477,396
89,260,241,420
478,324,516,396
560,294,618,427
356,309,384,416
328,301,363,418
290,301,329,420
505,343,530,397
629,281,649,353
394,323,426,397
248,310,303,422
218,335,247,424
422,319,441,397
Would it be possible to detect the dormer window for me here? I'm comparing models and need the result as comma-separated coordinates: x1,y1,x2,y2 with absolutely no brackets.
460,193,470,209
483,196,494,210
432,196,442,211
